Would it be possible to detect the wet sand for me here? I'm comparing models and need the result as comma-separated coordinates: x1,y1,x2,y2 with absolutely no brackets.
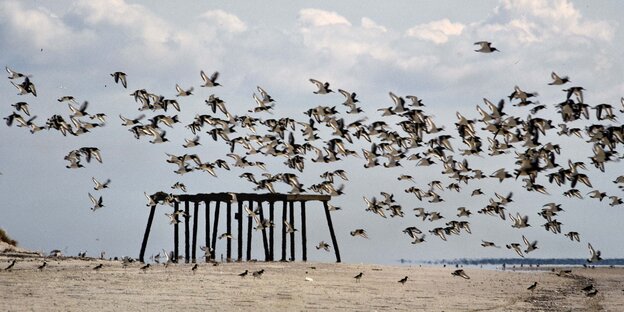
1,253,622,311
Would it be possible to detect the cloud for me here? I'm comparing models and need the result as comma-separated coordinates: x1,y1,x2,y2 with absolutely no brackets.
199,10,248,33
406,19,465,44
0,0,92,52
485,0,615,43
361,17,387,33
298,8,352,27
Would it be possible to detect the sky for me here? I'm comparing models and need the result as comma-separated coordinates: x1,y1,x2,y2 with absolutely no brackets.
1,0,623,264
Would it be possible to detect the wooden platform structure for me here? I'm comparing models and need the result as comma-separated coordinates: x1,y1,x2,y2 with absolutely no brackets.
139,193,341,263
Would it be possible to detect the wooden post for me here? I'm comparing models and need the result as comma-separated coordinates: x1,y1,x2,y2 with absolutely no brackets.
173,201,179,263
323,200,341,263
205,200,211,262
289,201,295,261
257,201,270,261
269,201,275,261
301,201,307,262
139,205,156,263
211,201,220,261
237,200,243,261
184,201,190,264
226,201,232,262
281,200,287,261
246,200,253,261
192,201,199,263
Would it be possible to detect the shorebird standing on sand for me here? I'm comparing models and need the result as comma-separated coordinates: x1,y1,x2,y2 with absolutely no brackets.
354,272,363,282
252,269,265,279
527,282,538,291
398,276,408,285
37,262,47,271
238,270,248,278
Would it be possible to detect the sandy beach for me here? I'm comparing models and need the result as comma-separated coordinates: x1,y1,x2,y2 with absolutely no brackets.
1,250,623,311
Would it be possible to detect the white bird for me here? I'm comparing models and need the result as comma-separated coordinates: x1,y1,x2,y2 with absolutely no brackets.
110,72,128,88
587,243,602,263
474,41,499,53
548,72,569,85
309,78,333,94
6,66,28,79
175,84,193,96
89,193,104,211
92,177,111,190
200,70,221,87
284,220,297,233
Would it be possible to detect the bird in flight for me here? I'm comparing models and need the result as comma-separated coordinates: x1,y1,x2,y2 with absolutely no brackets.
89,193,104,211
309,78,333,94
451,269,470,279
200,70,221,87
110,72,127,88
474,41,499,53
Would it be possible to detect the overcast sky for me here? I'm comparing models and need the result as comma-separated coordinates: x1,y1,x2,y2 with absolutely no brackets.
1,0,623,264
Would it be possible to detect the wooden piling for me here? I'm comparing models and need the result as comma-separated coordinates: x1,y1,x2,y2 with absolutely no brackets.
173,201,179,263
226,201,232,261
289,201,295,261
139,205,156,263
269,201,275,261
246,200,253,261
237,201,243,261
257,201,269,261
211,201,220,261
301,201,307,262
184,201,190,263
281,200,287,261
205,200,211,262
192,201,199,263
323,200,341,263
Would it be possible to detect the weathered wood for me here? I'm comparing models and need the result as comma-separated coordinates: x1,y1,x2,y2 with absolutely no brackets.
246,200,253,261
289,201,295,261
257,201,269,261
205,200,210,262
211,201,220,261
142,193,338,264
175,193,330,203
301,201,307,262
184,201,190,263
237,201,243,261
139,205,156,263
173,201,179,263
281,201,287,261
226,201,232,262
323,200,341,263
192,201,199,263
269,201,275,261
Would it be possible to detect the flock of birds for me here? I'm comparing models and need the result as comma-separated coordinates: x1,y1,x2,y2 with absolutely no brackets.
2,40,624,276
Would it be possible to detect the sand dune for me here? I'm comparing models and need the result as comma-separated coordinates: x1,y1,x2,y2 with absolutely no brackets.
1,253,622,311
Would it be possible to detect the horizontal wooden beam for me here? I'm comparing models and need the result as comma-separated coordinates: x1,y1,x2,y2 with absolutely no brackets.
148,192,331,204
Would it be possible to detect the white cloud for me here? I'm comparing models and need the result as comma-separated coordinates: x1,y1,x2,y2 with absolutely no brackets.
361,17,387,33
199,10,247,33
406,19,465,44
298,8,352,27
491,0,615,42
0,1,92,51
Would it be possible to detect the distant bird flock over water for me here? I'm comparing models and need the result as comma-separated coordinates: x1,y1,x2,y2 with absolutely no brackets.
3,41,624,265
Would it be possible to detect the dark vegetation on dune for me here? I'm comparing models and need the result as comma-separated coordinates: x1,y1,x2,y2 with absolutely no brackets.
0,228,18,246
